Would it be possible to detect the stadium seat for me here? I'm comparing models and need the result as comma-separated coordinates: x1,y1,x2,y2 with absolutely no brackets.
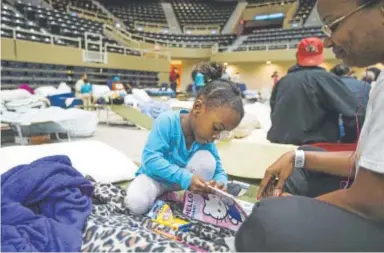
171,0,236,30
100,0,167,29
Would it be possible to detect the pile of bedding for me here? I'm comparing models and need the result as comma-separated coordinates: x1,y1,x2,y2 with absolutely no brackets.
82,178,234,252
231,102,272,139
1,151,236,252
1,155,94,252
145,88,176,97
0,89,49,113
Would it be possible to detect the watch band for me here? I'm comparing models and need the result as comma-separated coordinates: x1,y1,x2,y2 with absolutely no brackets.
294,150,305,168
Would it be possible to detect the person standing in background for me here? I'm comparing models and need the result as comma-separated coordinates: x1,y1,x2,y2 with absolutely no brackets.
169,67,179,93
267,37,359,146
331,63,370,107
194,70,205,94
271,71,279,86
231,72,240,84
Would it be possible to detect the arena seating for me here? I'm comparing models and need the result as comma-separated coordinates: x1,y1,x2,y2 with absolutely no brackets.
133,31,236,47
1,60,159,89
292,0,316,24
235,26,324,51
100,0,167,28
171,0,235,29
49,0,103,14
1,2,42,41
13,2,140,55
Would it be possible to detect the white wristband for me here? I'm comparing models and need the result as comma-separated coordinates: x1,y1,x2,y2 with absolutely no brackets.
294,150,305,168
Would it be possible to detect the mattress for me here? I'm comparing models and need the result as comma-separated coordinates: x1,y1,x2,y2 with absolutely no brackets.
216,129,297,179
0,140,137,183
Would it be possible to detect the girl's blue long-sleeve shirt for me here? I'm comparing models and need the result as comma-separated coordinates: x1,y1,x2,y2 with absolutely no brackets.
136,110,228,190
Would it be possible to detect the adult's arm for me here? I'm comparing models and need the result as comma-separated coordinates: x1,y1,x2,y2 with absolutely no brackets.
258,150,355,199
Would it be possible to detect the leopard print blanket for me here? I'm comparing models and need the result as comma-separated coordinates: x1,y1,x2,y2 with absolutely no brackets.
81,179,235,252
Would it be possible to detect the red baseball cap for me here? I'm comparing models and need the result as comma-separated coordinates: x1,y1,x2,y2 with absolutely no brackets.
297,37,324,67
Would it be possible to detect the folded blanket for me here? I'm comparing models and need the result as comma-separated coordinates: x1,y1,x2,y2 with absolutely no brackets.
1,155,94,252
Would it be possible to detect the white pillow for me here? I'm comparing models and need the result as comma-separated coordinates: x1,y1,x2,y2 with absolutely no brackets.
92,85,111,98
0,89,32,102
244,102,272,133
35,86,58,97
56,82,72,94
132,88,151,103
0,140,137,183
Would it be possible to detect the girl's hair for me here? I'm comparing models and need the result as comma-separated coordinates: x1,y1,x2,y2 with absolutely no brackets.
195,62,244,119
197,62,224,83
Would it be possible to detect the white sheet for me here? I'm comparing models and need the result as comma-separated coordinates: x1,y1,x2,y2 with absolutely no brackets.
0,89,32,102
1,107,99,137
0,140,137,183
169,99,194,110
217,129,297,179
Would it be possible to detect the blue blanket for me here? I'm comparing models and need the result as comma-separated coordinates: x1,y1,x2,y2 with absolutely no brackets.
1,155,94,252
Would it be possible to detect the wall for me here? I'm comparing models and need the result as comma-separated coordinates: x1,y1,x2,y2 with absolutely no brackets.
1,38,171,83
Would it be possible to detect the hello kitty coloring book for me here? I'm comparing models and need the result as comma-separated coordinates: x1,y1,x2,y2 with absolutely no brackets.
182,189,250,231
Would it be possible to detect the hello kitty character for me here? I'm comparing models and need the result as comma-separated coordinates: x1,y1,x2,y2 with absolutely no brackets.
202,194,244,225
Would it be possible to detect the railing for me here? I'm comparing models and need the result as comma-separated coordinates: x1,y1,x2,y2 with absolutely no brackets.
183,24,221,35
103,24,141,48
1,25,170,59
103,24,216,49
2,25,82,48
247,0,296,8
134,20,170,30
104,43,171,60
216,40,300,52
66,5,115,25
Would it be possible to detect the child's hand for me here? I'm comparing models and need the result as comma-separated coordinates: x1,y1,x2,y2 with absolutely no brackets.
208,180,225,191
190,175,208,193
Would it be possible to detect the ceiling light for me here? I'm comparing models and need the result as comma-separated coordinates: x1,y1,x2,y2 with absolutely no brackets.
266,61,272,65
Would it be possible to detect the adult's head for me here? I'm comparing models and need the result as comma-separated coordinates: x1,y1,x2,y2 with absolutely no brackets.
296,37,324,67
318,0,384,67
330,63,350,77
113,76,120,83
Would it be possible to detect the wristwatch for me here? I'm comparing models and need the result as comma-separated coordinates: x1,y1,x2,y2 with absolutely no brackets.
294,150,305,168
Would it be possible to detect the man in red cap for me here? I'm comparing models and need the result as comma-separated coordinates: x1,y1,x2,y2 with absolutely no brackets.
268,37,358,146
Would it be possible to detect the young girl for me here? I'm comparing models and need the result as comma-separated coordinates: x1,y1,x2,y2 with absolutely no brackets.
125,64,244,215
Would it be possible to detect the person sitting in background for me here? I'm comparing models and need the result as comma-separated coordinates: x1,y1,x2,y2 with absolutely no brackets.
268,37,359,146
331,63,371,107
331,63,369,140
75,73,87,98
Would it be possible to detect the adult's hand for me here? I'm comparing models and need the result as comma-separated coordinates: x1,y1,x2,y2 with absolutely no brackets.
257,150,295,199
